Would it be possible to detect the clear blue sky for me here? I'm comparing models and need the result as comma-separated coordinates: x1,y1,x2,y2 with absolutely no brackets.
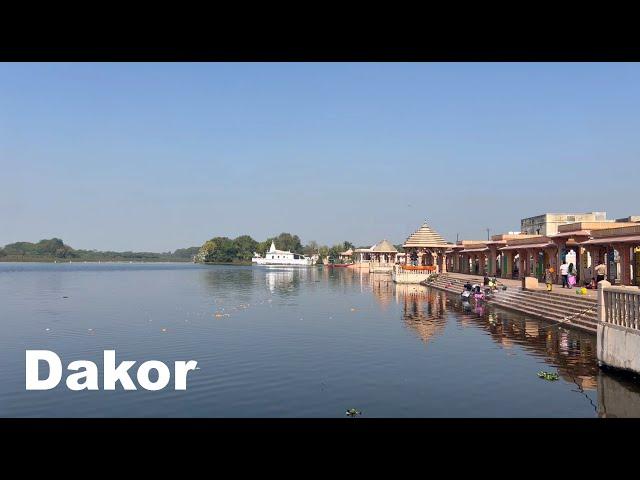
1,63,638,251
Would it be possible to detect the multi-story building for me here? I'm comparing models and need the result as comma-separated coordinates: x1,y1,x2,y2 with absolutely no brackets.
520,212,608,236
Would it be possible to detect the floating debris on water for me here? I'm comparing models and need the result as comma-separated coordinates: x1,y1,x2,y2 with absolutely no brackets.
62,296,69,299
161,328,168,333
345,408,362,417
350,308,356,312
537,371,559,381
45,328,51,332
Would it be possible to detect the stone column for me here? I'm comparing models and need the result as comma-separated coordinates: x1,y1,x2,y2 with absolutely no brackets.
488,247,497,276
597,280,611,323
619,244,631,286
553,241,562,284
589,247,596,279
504,251,510,278
502,251,509,279
440,250,447,273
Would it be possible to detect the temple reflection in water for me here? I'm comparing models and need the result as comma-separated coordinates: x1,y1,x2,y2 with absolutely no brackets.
255,267,640,417
350,268,640,417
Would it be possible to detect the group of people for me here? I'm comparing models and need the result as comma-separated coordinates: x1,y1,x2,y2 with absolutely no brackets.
461,276,500,304
462,281,483,297
543,260,607,292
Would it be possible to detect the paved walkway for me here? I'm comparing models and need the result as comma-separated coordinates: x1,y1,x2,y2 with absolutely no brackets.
442,272,597,299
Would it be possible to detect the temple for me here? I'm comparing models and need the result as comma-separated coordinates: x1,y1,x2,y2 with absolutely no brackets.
393,221,453,283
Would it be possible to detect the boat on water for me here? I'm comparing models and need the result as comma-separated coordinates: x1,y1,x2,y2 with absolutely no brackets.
251,241,314,267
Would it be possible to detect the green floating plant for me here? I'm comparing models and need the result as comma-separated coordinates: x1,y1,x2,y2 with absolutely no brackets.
537,371,559,381
345,408,362,417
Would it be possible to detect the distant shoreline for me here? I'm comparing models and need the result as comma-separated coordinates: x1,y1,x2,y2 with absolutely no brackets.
0,258,257,265
0,258,193,263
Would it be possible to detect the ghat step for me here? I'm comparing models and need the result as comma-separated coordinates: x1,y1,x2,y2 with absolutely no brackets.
427,275,597,334
434,281,597,318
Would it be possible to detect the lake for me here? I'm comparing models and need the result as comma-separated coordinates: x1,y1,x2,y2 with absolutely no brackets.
1,262,639,417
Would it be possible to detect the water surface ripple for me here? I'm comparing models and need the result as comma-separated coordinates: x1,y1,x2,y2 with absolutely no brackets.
1,263,639,417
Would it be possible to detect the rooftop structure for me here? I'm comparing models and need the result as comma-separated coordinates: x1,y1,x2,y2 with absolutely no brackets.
615,216,640,223
370,240,398,253
403,221,449,248
521,212,608,236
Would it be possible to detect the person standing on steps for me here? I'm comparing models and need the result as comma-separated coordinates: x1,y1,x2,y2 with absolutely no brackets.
559,261,569,288
568,262,576,289
544,264,554,292
595,261,606,283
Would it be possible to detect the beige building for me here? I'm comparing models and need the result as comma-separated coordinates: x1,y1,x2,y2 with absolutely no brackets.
520,212,608,236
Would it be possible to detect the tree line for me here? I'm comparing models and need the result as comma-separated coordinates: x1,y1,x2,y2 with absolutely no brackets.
196,233,361,264
0,238,200,262
1,235,402,264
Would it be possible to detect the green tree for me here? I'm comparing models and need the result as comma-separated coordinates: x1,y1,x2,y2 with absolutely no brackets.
172,247,200,259
303,240,319,256
273,233,302,253
328,244,342,260
197,240,217,263
233,235,258,261
202,237,238,263
257,233,303,255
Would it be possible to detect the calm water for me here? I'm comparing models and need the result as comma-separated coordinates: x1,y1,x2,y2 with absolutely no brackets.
1,262,640,417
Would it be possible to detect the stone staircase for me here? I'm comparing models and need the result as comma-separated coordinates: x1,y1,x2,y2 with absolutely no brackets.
425,273,598,334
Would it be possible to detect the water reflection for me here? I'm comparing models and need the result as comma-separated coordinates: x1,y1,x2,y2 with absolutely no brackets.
394,284,447,344
447,294,599,391
598,373,640,417
265,269,295,293
353,269,640,416
370,273,394,309
3,263,639,417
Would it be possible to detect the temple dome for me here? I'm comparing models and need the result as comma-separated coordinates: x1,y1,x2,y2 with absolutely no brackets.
371,239,398,253
403,221,450,248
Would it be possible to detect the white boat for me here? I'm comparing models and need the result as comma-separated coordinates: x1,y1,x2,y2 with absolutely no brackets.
252,241,313,266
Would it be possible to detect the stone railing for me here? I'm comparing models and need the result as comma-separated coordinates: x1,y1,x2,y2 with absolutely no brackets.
393,265,438,284
600,284,640,330
400,265,438,272
597,281,640,374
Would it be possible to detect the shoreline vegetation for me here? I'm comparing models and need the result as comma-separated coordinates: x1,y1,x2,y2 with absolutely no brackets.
194,232,364,265
0,238,199,263
1,234,381,265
